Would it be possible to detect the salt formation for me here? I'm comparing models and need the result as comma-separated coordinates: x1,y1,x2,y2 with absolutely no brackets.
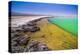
10,18,49,53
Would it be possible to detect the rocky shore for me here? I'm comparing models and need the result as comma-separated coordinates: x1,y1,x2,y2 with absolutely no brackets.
10,16,77,53
10,18,50,53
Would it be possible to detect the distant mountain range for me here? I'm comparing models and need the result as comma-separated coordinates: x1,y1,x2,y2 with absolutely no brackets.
9,12,76,17
10,12,46,16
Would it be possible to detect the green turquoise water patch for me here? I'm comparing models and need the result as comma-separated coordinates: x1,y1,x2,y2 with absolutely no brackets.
48,17,78,36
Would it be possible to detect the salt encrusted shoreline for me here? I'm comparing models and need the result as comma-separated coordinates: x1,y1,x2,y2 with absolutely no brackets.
11,16,49,27
10,17,50,53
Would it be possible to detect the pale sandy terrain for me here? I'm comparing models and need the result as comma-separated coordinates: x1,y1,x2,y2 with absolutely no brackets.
11,16,49,27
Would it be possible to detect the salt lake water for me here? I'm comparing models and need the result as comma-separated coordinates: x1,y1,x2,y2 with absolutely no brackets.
48,16,78,36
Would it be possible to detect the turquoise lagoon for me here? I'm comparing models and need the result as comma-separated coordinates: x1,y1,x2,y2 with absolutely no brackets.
48,16,78,36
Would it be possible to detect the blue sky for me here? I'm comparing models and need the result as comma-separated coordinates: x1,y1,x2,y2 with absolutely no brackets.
10,1,78,16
